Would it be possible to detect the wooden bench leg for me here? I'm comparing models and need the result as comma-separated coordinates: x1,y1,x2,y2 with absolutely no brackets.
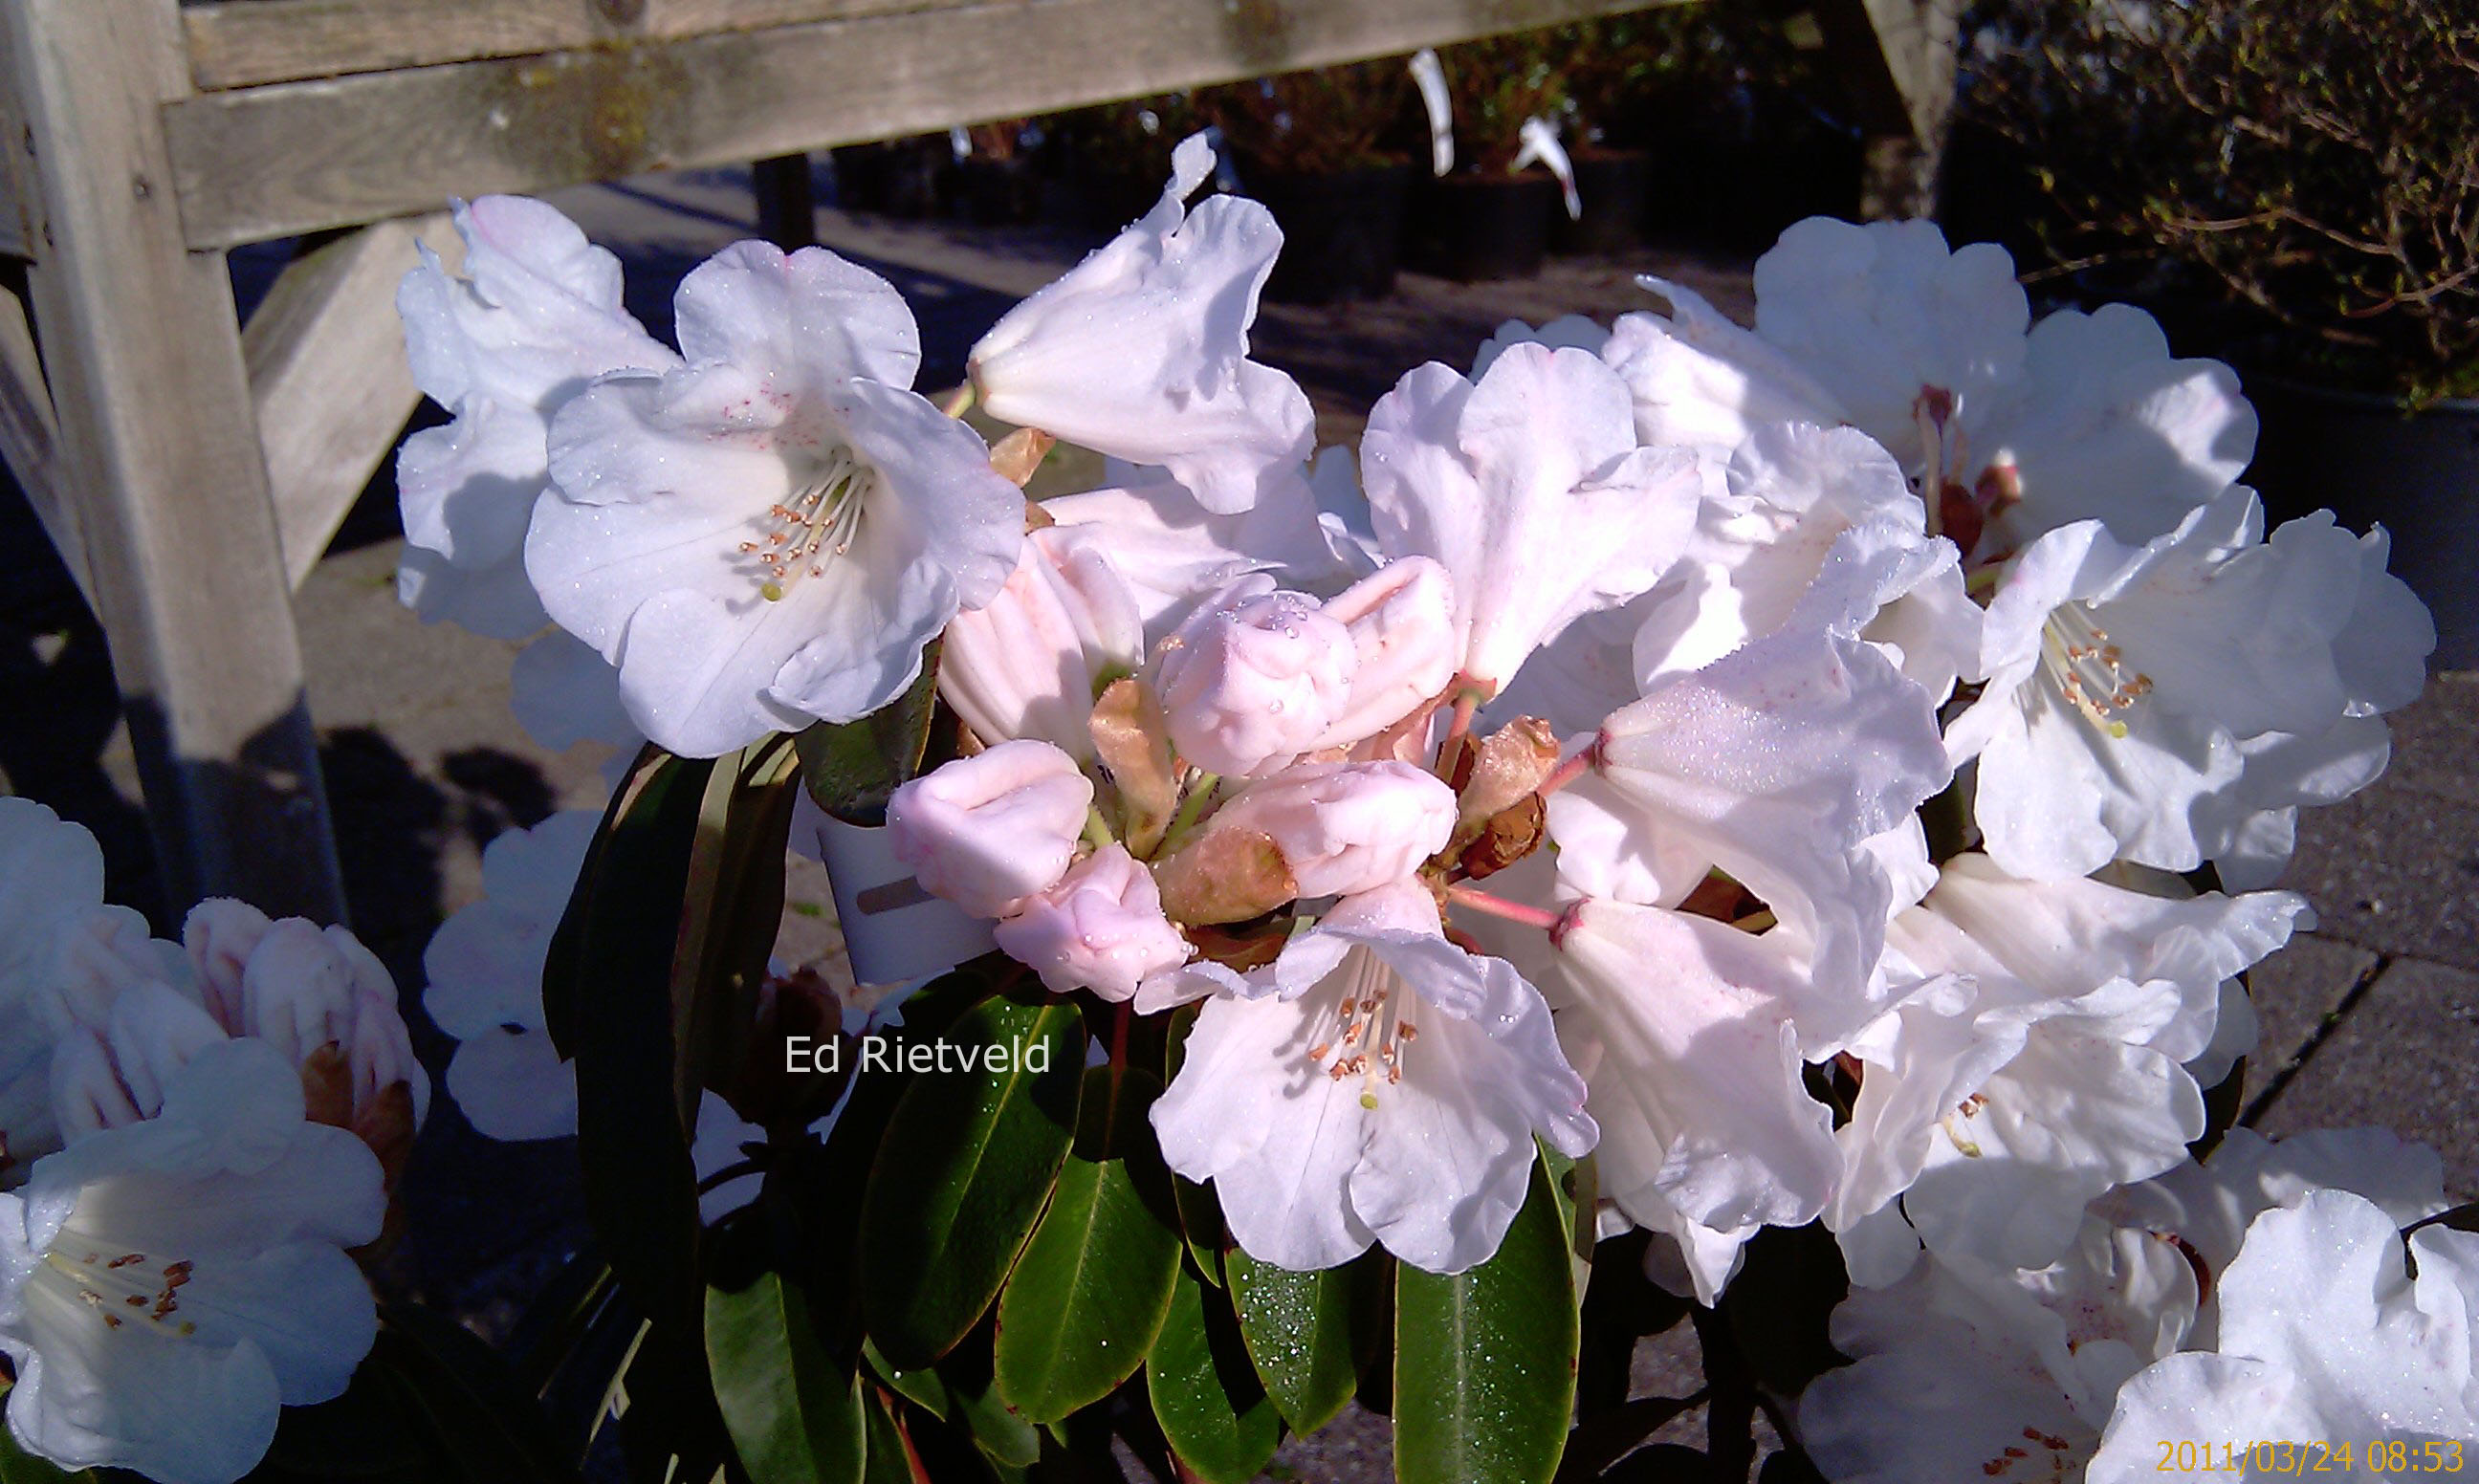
5,0,347,924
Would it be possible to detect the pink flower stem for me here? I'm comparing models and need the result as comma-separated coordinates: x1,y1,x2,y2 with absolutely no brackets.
1445,884,1563,933
1531,738,1600,801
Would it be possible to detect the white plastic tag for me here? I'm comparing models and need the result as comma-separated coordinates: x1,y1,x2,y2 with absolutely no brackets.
801,798,997,985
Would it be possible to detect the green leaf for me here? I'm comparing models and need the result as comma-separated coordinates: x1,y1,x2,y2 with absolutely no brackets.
949,1332,1044,1469
1147,1261,1283,1484
863,1336,952,1422
992,1067,1182,1422
860,995,1085,1367
673,736,802,1122
1226,1252,1364,1436
796,644,946,823
549,747,718,1458
1393,1157,1579,1484
859,1386,915,1484
706,1272,867,1484
1174,1174,1228,1287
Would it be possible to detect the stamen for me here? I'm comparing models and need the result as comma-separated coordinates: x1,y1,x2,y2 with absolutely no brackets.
745,447,878,600
41,1247,201,1339
1300,948,1418,1108
2038,605,2152,738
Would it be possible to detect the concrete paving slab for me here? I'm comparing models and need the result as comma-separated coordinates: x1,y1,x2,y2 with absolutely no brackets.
2375,670,2479,809
2280,775,2479,972
2249,958,2479,1199
2243,933,2380,1081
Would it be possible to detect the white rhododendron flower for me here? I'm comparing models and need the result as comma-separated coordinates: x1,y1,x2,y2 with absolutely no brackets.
530,239,1023,756
395,195,680,639
1552,902,1843,1247
1361,342,1705,694
1750,218,2029,470
2093,1125,2450,1347
1802,1211,2199,1483
1041,467,1371,642
1591,623,1950,1023
1151,881,1594,1274
938,526,1145,757
0,1039,384,1484
424,810,602,1142
1834,855,2308,1277
1950,488,2433,886
1632,423,1981,702
969,133,1314,515
885,741,1094,919
1600,278,1846,452
2089,1190,2479,1482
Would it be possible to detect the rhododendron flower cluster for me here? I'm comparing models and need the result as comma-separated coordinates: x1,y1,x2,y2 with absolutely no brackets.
2,134,2451,1484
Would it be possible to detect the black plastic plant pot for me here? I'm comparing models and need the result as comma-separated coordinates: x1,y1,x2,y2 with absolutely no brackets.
957,156,1042,226
1249,162,1414,305
1551,148,1653,255
1407,170,1560,283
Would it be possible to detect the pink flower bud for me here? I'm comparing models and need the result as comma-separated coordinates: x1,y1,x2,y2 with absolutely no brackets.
233,918,430,1127
941,527,1144,755
51,981,228,1140
184,896,273,1029
993,844,1193,1001
886,739,1096,919
1312,557,1459,749
1157,578,1355,776
1205,761,1457,899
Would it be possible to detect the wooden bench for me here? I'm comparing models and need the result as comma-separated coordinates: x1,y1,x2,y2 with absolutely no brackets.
0,0,1955,924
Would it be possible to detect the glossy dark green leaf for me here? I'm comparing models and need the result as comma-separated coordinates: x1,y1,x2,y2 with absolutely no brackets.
706,1272,866,1484
1226,1251,1362,1436
859,1386,915,1484
796,644,945,823
1147,1260,1283,1484
992,1067,1181,1421
549,747,718,1460
1393,1157,1579,1484
941,1334,1043,1469
862,1336,952,1422
860,995,1085,1366
673,736,802,1121
1174,1174,1227,1287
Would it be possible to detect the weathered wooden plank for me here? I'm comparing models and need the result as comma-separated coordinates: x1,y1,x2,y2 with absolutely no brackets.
0,279,86,600
243,211,459,587
165,0,1680,249
7,0,348,921
0,4,37,256
183,0,944,92
1816,0,1958,218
